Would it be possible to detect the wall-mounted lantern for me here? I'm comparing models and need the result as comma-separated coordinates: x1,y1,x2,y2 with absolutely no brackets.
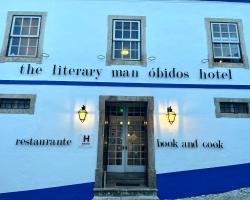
167,106,176,125
78,105,88,123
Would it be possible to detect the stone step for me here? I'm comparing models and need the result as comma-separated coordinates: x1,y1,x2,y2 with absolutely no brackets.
93,187,158,198
107,172,145,179
93,196,159,200
107,180,145,186
106,172,146,187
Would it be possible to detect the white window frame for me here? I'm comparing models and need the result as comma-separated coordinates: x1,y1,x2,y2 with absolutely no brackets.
205,18,249,68
106,15,146,66
211,23,241,59
0,11,47,64
214,98,250,118
8,16,41,57
112,19,141,61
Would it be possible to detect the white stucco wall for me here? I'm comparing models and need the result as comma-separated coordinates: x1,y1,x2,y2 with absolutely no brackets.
0,0,250,193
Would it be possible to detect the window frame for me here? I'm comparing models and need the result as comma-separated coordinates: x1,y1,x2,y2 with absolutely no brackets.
214,97,250,118
205,18,249,68
0,94,36,114
106,15,146,66
0,11,47,64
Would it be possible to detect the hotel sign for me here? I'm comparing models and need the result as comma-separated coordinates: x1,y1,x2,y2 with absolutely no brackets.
19,64,233,81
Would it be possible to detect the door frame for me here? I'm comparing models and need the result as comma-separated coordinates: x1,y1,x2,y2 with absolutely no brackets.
106,102,147,173
94,96,156,188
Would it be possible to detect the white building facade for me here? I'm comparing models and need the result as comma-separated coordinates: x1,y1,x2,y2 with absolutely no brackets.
0,0,250,199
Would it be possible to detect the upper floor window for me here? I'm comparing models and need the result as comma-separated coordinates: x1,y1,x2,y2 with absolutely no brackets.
214,98,250,118
205,18,248,68
0,11,47,64
8,16,41,57
107,15,146,66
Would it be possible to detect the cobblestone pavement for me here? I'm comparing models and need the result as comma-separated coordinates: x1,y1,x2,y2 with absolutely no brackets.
177,188,250,200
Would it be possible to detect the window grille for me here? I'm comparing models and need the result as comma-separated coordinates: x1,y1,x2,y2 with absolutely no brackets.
211,22,241,63
220,102,249,114
0,98,31,109
8,16,41,57
112,20,141,61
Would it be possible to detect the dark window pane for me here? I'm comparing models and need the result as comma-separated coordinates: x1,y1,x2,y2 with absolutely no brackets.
116,152,122,158
213,32,220,38
10,47,18,55
131,50,138,59
116,159,122,165
221,24,228,32
115,21,122,29
231,44,240,58
108,152,115,158
109,159,115,165
13,27,21,35
30,27,38,35
123,22,130,30
221,33,229,38
134,159,140,165
213,45,222,57
115,30,122,38
29,38,38,46
132,22,139,30
19,47,27,55
122,53,129,59
31,18,39,26
222,44,230,57
14,18,22,26
123,41,130,49
123,31,130,38
212,24,220,32
131,31,138,39
230,33,237,39
131,42,138,50
21,27,29,35
229,24,237,32
114,41,122,49
114,50,121,59
23,18,31,26
12,37,20,45
28,47,36,56
21,38,28,46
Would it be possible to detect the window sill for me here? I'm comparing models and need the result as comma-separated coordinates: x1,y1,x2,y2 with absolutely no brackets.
208,60,249,68
0,56,42,64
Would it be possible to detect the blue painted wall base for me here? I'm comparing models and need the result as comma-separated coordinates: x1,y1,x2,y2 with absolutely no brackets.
157,163,250,199
1,163,250,200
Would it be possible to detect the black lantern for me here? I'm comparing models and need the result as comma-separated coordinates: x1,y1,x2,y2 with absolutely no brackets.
78,105,88,123
167,106,176,125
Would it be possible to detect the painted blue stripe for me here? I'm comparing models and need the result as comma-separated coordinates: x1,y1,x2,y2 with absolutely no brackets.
157,163,250,199
0,182,95,200
1,163,250,200
1,79,250,90
200,0,250,3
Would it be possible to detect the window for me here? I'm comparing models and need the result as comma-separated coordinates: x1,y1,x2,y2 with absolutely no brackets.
0,94,36,114
0,12,47,63
107,16,146,66
220,102,248,114
214,98,250,118
205,18,248,68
